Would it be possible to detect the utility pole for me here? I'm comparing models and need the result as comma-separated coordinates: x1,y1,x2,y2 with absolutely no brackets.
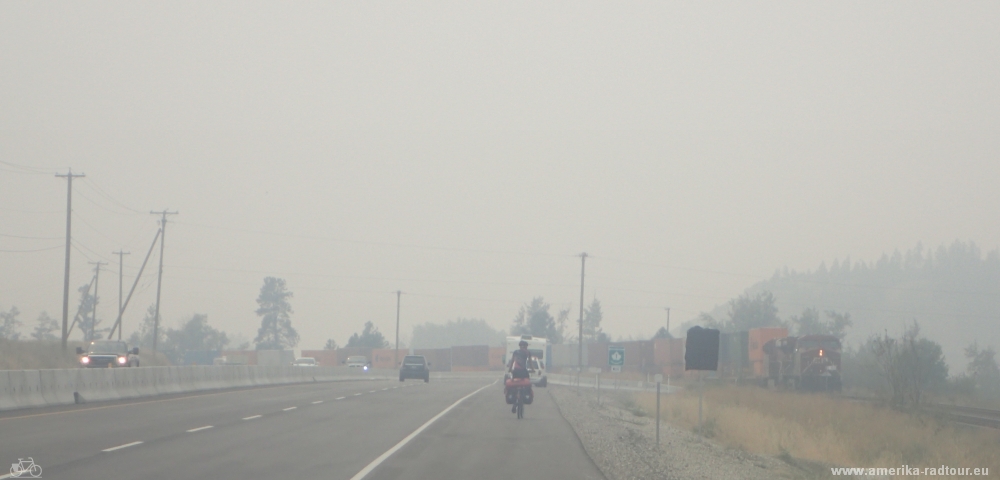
88,261,107,341
577,252,588,372
113,250,130,340
150,210,177,355
665,307,671,337
56,170,85,351
395,290,402,367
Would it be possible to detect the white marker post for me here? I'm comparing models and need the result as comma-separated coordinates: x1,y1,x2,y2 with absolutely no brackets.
654,373,663,445
588,367,602,406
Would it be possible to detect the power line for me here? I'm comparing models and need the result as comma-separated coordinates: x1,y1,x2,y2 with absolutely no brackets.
0,245,63,253
162,263,577,288
81,178,145,214
0,232,64,240
173,220,573,259
0,160,53,174
75,187,142,216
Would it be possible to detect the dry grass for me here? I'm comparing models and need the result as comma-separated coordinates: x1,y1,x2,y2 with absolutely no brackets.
0,339,173,369
636,385,1000,476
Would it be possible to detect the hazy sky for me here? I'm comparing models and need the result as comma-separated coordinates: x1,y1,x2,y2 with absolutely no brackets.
2,2,998,362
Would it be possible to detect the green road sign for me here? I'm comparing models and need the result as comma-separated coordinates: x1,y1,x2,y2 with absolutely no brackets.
608,346,625,366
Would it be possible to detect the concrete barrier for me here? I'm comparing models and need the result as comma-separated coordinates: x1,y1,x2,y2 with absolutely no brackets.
38,369,76,406
0,365,397,412
4,370,46,409
73,368,119,404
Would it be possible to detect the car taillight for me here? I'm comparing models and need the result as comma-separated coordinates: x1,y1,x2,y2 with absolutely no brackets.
81,357,90,364
118,356,127,364
819,349,824,357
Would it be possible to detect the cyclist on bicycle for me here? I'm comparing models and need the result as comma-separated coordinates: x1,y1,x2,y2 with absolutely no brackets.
506,340,534,413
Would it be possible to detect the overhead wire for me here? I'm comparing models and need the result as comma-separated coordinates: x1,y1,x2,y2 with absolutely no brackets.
0,160,53,174
74,187,143,217
0,233,64,240
173,220,575,259
163,263,579,288
0,245,63,253
80,178,146,214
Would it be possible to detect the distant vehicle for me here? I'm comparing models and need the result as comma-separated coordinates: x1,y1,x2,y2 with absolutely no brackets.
345,356,370,370
506,335,548,387
76,340,140,368
293,357,317,367
399,355,430,382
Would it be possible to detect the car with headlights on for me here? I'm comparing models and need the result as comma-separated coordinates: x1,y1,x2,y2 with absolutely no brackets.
345,355,370,371
77,340,140,368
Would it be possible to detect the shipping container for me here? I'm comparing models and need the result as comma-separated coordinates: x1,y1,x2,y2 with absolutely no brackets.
488,347,506,370
257,349,295,366
182,350,221,366
335,347,374,365
748,327,787,362
300,350,338,366
221,350,257,366
413,348,451,371
718,331,749,377
653,338,685,369
450,345,489,367
371,349,406,369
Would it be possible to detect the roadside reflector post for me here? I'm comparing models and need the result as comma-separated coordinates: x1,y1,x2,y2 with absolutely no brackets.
654,373,663,445
698,373,703,434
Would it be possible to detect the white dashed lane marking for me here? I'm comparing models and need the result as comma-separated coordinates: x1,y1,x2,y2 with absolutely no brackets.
242,415,261,420
103,441,143,452
335,396,346,400
186,425,213,433
312,400,323,404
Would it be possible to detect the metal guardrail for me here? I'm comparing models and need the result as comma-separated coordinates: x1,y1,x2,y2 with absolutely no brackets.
547,373,681,394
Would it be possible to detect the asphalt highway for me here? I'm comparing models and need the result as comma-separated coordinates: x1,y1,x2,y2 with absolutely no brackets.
0,376,605,480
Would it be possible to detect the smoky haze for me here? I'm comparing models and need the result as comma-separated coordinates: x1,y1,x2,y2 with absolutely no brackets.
1,2,998,371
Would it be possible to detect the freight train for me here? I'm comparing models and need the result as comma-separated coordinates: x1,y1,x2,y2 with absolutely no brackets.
718,327,842,392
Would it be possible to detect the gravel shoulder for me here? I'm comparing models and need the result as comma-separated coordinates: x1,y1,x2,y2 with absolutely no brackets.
548,385,804,480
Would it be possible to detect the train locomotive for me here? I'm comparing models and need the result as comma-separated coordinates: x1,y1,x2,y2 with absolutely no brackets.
717,327,843,392
762,334,842,392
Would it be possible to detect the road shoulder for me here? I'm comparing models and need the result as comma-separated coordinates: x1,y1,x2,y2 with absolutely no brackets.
549,385,800,480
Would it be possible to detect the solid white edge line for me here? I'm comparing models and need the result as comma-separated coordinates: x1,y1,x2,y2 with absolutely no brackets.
283,407,297,411
186,425,213,433
242,415,262,420
102,441,144,452
348,381,495,480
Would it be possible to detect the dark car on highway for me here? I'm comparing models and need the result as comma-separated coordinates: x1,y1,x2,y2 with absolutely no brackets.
77,340,140,368
399,355,430,382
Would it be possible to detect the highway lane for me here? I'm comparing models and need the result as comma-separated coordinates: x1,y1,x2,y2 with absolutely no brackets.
2,376,605,480
364,383,606,480
0,377,402,476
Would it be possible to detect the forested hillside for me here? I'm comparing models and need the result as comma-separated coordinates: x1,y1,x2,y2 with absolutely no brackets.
705,241,1000,372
